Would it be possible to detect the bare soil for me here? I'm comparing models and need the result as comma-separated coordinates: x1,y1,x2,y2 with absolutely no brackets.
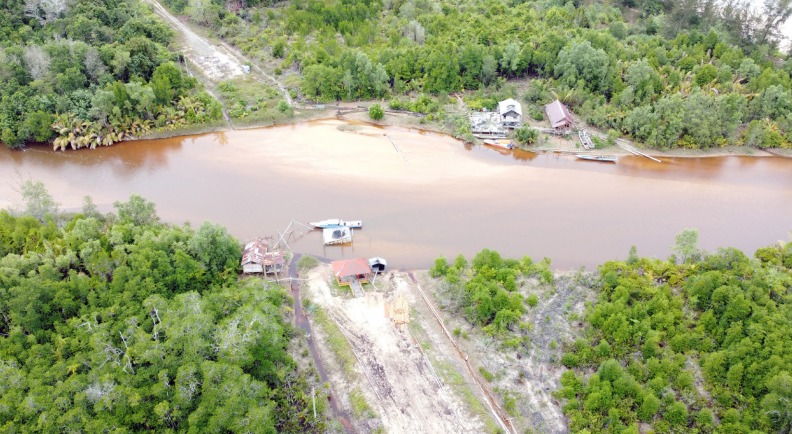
303,266,489,434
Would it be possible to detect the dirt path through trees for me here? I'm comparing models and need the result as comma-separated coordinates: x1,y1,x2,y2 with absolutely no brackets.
143,0,292,106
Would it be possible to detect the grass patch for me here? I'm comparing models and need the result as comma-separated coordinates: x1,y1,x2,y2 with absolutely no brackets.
479,367,495,382
212,76,300,128
311,304,357,378
434,360,499,433
297,255,319,273
349,387,376,418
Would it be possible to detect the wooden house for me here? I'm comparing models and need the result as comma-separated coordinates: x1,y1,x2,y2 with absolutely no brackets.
498,98,522,128
241,238,267,273
469,111,506,138
545,99,574,130
263,251,285,274
241,238,285,274
331,258,372,286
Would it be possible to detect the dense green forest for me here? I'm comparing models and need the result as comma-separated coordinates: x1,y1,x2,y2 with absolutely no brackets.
0,0,222,149
0,188,322,432
430,239,792,433
6,0,792,150
157,0,792,150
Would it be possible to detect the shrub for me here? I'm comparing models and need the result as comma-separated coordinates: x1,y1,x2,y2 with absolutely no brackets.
527,294,539,307
369,103,384,120
515,126,539,145
297,255,319,272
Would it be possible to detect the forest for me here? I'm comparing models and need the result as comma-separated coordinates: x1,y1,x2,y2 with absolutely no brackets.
5,0,792,150
151,0,792,150
0,0,222,149
0,186,322,432
430,237,792,433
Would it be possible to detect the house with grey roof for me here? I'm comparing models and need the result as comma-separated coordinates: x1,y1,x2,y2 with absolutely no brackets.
498,98,522,128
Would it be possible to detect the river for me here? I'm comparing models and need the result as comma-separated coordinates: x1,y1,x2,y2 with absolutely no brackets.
2,118,791,270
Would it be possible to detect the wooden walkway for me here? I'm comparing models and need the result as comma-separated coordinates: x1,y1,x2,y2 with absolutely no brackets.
614,139,662,163
349,278,364,298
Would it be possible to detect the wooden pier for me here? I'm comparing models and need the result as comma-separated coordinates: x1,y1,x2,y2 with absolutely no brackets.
614,139,662,163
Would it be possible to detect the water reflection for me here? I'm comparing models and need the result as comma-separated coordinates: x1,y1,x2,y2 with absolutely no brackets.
1,119,791,270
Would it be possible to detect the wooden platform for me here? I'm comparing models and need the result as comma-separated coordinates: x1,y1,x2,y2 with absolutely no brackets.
385,294,410,324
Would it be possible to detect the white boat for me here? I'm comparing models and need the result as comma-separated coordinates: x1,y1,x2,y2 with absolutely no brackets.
483,139,515,150
323,227,353,245
309,219,363,229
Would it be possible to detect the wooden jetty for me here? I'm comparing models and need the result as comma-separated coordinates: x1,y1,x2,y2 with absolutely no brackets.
614,139,662,163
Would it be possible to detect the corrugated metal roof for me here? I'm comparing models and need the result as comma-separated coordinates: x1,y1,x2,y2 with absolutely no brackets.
545,99,573,128
498,98,522,116
241,238,268,265
331,258,372,278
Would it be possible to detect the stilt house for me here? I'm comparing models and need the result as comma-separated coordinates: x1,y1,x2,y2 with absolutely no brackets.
498,98,522,128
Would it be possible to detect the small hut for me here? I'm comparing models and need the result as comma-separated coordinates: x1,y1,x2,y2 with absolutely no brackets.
263,251,285,274
368,257,387,273
498,98,522,128
241,238,267,273
545,99,574,130
241,238,285,274
330,258,372,286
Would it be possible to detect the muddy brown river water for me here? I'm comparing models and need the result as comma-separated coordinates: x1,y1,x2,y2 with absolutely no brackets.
2,119,791,270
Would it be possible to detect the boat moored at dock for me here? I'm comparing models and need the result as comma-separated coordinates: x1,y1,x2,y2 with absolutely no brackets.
310,219,363,229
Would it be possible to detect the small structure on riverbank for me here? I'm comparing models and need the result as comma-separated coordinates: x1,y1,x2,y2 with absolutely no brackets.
545,99,574,130
331,258,372,297
241,238,285,274
369,257,387,273
469,111,506,138
498,98,522,128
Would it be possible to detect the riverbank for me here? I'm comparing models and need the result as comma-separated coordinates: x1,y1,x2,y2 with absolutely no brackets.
129,101,788,160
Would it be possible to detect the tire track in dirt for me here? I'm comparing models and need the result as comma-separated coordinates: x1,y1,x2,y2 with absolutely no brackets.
306,268,484,433
289,255,355,433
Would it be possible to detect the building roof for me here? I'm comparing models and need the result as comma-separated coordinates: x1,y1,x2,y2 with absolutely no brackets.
241,238,268,265
263,251,285,267
368,257,387,266
545,99,573,128
469,111,506,135
331,258,372,278
498,98,522,116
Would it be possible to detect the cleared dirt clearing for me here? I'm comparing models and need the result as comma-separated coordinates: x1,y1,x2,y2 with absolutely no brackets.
304,266,488,433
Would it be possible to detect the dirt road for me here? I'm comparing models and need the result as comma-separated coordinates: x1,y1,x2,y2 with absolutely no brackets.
305,267,486,433
143,0,292,105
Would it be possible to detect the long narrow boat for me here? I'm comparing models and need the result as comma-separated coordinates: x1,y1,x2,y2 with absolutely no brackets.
309,219,363,229
575,154,617,163
483,139,515,150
